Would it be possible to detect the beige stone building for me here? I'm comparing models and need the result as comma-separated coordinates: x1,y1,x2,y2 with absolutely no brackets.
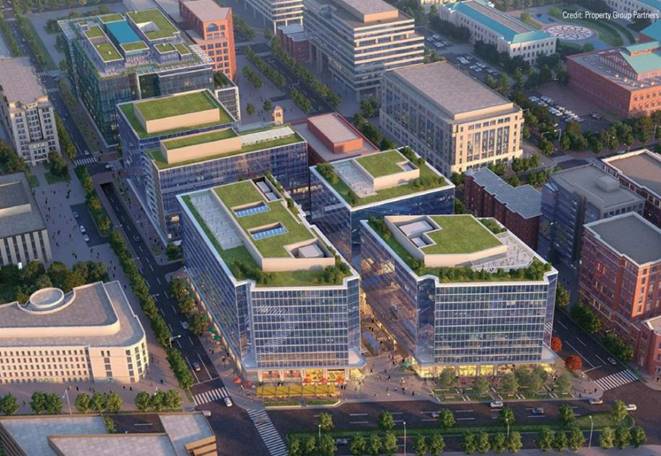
0,282,148,384
380,61,523,175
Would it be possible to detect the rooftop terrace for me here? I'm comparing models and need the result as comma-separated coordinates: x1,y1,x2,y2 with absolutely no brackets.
314,147,451,207
127,9,178,41
180,178,354,287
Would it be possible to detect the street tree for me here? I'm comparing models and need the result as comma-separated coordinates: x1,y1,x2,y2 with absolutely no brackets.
491,432,506,453
89,392,105,413
164,390,182,411
507,431,523,453
615,425,631,449
319,412,334,432
288,437,303,456
473,377,490,397
439,409,455,429
415,435,427,456
538,427,554,451
383,432,398,456
303,435,317,456
246,103,256,116
135,392,151,412
349,434,367,456
437,368,457,389
499,407,515,432
553,431,568,451
610,400,629,424
500,373,519,396
477,432,490,453
559,404,575,426
368,432,382,456
318,433,337,456
565,355,583,371
568,427,585,451
0,394,19,416
378,411,395,431
105,392,122,413
600,427,615,449
631,426,646,447
429,433,445,456
555,373,572,396
463,432,478,454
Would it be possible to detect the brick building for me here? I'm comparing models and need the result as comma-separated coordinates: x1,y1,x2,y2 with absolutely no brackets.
464,167,541,249
579,213,661,382
567,41,661,118
276,23,309,63
180,0,237,79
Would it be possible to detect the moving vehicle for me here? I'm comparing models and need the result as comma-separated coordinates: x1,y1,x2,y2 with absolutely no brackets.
607,357,617,365
201,410,211,417
192,362,201,372
625,404,637,412
588,398,604,405
490,401,504,409
224,397,233,407
79,225,86,234
83,234,90,243
531,407,545,415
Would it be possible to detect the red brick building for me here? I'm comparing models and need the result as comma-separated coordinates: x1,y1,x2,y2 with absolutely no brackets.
579,213,661,382
567,41,661,118
464,167,541,249
640,316,661,382
276,23,309,63
180,0,237,79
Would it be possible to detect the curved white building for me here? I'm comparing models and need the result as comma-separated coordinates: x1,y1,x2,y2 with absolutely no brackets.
0,282,148,384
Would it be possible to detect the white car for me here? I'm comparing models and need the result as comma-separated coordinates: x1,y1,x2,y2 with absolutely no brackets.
588,398,604,405
224,397,233,407
490,400,504,409
79,225,86,234
83,234,90,243
625,404,637,412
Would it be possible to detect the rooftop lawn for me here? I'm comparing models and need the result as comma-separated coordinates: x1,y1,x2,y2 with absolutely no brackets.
356,149,409,178
175,43,191,54
319,161,449,208
155,43,175,53
85,26,104,38
215,182,315,257
98,13,123,23
149,132,303,169
119,104,230,140
163,128,237,150
421,215,502,255
135,90,219,120
183,194,347,287
95,42,122,61
128,9,177,40
121,41,148,52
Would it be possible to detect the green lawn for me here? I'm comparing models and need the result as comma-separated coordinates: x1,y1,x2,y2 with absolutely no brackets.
163,128,236,150
356,149,408,178
121,41,148,52
85,26,104,38
135,91,219,120
98,13,123,23
175,43,191,55
214,180,262,208
155,43,175,53
127,9,177,40
95,42,121,62
422,215,502,254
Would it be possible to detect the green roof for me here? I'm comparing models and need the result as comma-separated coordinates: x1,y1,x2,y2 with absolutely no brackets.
356,150,409,178
94,42,122,62
121,41,148,52
135,91,218,120
175,43,191,55
620,41,661,74
420,215,502,254
155,43,175,53
163,128,237,150
127,9,177,40
98,13,123,23
85,26,104,38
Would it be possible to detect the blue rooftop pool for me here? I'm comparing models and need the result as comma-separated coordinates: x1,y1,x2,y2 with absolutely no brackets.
106,20,141,44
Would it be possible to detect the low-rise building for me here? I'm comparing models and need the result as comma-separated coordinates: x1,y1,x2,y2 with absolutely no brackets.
0,413,216,456
180,0,237,79
276,23,309,63
305,0,424,99
380,62,523,175
0,57,60,166
291,112,379,164
178,177,364,383
0,173,51,267
465,167,541,249
361,214,557,377
438,0,556,64
566,41,661,118
579,213,661,382
538,164,645,267
310,148,455,260
602,149,661,227
0,281,148,384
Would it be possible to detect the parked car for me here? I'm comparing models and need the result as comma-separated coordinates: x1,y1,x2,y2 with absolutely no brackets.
192,361,201,372
83,234,90,243
201,410,211,417
625,404,637,412
531,407,545,415
224,397,233,407
79,225,86,234
588,398,604,405
490,401,504,409
336,438,349,445
607,357,617,365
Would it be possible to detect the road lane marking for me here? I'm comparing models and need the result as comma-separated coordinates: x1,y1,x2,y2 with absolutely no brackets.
577,338,587,346
349,413,368,417
565,341,595,368
196,352,212,379
595,355,607,365
422,418,437,422
456,417,476,421
456,409,474,413
557,320,568,329
584,365,602,374
350,421,368,425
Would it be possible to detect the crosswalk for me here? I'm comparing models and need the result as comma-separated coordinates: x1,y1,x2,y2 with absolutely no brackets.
595,369,638,391
192,386,229,406
73,156,98,167
247,408,288,456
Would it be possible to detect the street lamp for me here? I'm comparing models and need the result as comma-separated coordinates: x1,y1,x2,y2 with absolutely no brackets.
318,424,321,442
403,420,407,456
588,415,594,448
169,334,182,347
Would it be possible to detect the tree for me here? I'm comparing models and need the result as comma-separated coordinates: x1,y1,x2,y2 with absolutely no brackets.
383,432,398,456
150,391,166,412
631,426,646,447
439,409,455,429
105,392,122,413
507,431,523,453
615,425,630,449
43,393,62,414
473,377,490,397
555,373,572,396
135,392,151,412
378,411,395,431
318,433,337,456
556,284,570,308
429,433,445,456
289,437,303,456
538,427,554,451
551,336,563,352
437,368,457,389
499,407,515,431
568,427,585,451
246,103,256,115
0,394,19,416
565,355,583,371
319,412,334,432
491,432,506,453
74,392,91,413
610,400,628,424
463,432,478,454
553,431,568,451
600,427,615,449
349,434,367,456
500,373,519,396
302,435,317,455
91,392,106,413
263,100,273,112
368,432,382,456
415,435,427,456
477,432,490,453
164,390,182,411
30,392,47,414
559,404,575,426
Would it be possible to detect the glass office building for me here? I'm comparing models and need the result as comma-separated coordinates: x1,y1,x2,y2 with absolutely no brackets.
177,178,363,383
59,10,213,146
309,148,454,261
360,214,557,377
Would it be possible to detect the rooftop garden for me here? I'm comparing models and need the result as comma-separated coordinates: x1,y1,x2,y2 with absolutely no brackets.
421,215,502,255
163,128,237,150
120,104,230,140
98,13,123,23
316,147,448,207
95,42,121,62
175,43,191,55
128,9,177,40
214,71,233,88
182,193,352,287
367,217,552,283
121,41,148,52
356,149,410,178
85,25,104,38
135,90,219,120
155,43,175,53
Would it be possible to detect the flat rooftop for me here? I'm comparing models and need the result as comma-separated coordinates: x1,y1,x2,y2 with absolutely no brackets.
181,0,230,21
0,281,145,348
0,57,47,104
467,167,541,219
179,178,354,287
550,164,644,211
307,0,409,28
586,212,661,265
127,9,178,40
604,149,661,198
389,62,515,117
314,148,452,208
0,173,47,238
